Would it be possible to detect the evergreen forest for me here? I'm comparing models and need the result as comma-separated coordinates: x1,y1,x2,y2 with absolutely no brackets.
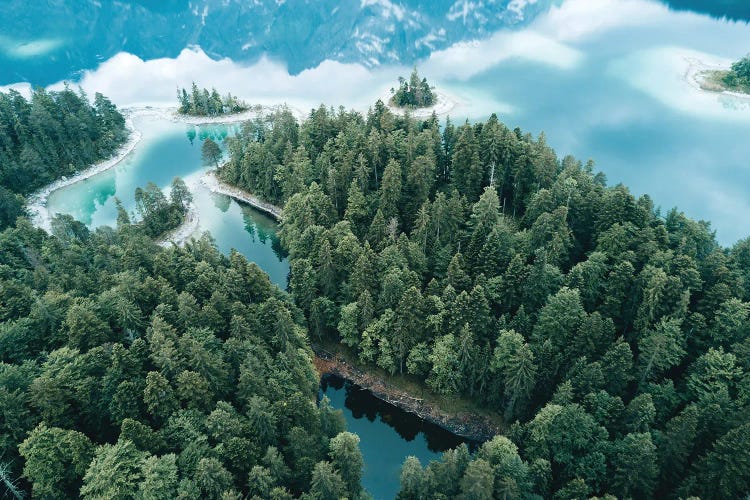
219,101,750,499
178,83,250,117
0,87,128,229
1,87,749,498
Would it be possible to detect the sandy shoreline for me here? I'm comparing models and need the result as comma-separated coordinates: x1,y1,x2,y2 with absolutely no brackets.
27,114,142,233
27,104,291,234
201,169,283,221
683,56,750,102
156,203,201,247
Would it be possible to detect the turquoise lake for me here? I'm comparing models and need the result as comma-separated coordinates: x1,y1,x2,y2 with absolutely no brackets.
320,375,473,500
8,0,750,244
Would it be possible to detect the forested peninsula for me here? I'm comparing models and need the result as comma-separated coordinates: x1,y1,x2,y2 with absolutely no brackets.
0,87,749,499
219,101,750,499
0,87,128,229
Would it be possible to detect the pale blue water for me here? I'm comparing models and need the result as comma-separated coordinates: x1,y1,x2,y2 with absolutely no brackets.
320,375,472,500
46,116,289,287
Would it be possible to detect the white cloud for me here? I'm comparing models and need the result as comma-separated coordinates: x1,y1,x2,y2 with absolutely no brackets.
39,48,387,113
0,82,32,96
423,29,583,80
534,0,670,42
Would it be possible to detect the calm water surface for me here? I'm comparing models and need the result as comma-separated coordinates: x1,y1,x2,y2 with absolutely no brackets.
45,115,289,287
320,375,473,500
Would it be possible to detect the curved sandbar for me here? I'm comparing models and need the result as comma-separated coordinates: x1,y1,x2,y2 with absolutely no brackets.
201,169,283,221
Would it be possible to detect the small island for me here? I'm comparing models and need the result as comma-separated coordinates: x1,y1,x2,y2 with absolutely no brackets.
177,82,249,116
700,53,750,95
389,68,436,108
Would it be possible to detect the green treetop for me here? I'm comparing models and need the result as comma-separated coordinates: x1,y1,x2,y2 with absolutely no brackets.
390,68,436,108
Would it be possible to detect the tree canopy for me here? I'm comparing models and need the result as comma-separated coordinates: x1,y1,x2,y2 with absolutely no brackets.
177,83,249,117
220,101,750,499
721,53,750,92
0,217,364,498
390,68,436,108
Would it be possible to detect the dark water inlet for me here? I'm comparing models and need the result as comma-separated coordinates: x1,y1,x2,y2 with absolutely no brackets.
319,374,478,500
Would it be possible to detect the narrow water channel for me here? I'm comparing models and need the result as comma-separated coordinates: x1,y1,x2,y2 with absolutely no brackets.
320,374,474,500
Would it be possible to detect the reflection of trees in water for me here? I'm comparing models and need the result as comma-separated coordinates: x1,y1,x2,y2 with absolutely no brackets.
210,192,232,213
93,178,117,209
271,237,288,262
196,124,236,143
239,204,288,261
320,374,473,453
186,124,237,149
662,0,750,22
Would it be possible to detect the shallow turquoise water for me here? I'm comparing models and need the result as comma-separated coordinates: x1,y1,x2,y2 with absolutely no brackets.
45,116,289,287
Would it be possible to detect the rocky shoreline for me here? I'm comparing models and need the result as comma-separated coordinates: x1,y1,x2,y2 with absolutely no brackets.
312,344,501,443
201,170,283,221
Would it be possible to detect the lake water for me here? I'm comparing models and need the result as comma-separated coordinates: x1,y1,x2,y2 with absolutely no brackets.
320,375,472,500
7,0,750,245
45,115,289,287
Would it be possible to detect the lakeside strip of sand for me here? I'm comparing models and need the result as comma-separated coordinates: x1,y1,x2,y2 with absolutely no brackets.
201,169,283,221
27,104,295,235
683,56,750,101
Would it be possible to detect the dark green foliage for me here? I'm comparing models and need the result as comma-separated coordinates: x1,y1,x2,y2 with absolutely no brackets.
177,83,249,116
222,103,750,499
131,177,192,238
722,54,750,92
201,138,223,168
0,87,127,229
0,219,362,498
390,68,436,108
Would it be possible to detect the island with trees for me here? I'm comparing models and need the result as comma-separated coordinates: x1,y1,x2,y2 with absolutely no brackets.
700,53,750,94
177,83,249,117
389,68,436,108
